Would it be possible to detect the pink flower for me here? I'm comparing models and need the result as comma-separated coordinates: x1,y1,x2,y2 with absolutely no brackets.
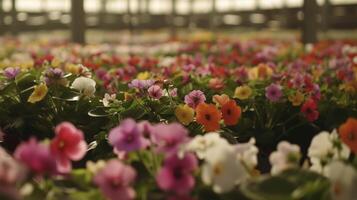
151,123,189,154
148,85,163,99
3,67,20,79
301,98,319,122
156,153,197,194
169,88,178,97
109,119,149,153
265,83,283,102
184,90,206,108
14,138,57,175
50,122,87,173
94,160,136,200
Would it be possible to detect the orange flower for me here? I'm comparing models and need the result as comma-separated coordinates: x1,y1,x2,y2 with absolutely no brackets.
339,118,357,153
221,100,242,126
196,103,222,132
212,94,230,107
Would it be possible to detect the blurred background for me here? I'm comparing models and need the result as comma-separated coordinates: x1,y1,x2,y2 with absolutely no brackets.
0,0,356,43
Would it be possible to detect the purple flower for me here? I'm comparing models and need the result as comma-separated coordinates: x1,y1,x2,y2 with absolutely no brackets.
151,123,189,154
128,79,154,90
184,90,206,108
44,68,64,85
3,67,20,79
148,85,163,99
14,138,57,175
94,160,136,200
156,153,197,194
109,119,149,153
265,83,283,102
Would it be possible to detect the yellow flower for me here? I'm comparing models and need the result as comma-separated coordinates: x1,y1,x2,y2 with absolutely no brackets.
65,63,80,75
51,58,61,68
28,83,48,103
234,85,252,100
288,91,304,106
137,71,151,80
175,104,195,125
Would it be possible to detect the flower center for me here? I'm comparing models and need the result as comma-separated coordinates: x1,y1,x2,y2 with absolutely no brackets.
348,132,355,141
213,163,223,176
205,114,211,121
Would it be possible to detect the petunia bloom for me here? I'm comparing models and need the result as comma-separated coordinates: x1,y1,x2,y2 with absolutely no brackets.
28,83,48,103
151,123,189,154
184,90,206,109
3,67,20,79
221,100,242,126
156,153,198,194
196,103,222,132
14,138,57,175
288,91,304,106
339,118,357,154
269,141,301,174
175,104,195,125
94,160,136,200
301,98,319,122
212,94,230,107
71,76,96,96
265,83,283,102
234,85,252,100
148,85,163,99
109,118,149,153
50,122,88,173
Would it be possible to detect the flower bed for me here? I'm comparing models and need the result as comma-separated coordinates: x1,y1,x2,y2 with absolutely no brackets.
0,38,357,200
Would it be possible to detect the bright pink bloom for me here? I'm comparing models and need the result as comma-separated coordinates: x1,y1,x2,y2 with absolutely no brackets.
3,67,20,79
265,83,283,102
109,119,149,153
148,85,163,99
184,90,206,108
94,160,136,200
50,122,87,173
151,123,189,154
14,138,57,175
156,153,197,194
301,98,319,122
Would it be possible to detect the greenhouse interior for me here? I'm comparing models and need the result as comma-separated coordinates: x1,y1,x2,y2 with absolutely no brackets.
0,0,357,200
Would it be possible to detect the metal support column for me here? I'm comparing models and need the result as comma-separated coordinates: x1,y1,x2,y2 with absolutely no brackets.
71,0,86,44
170,0,177,38
302,0,318,44
11,0,17,35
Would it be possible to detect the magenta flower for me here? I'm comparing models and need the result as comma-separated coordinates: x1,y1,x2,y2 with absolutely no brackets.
94,160,136,200
3,67,20,79
148,85,163,99
128,79,154,89
138,120,153,139
109,118,149,153
169,88,178,97
184,90,206,108
50,122,88,173
14,138,57,175
265,83,283,102
156,153,198,194
151,123,189,154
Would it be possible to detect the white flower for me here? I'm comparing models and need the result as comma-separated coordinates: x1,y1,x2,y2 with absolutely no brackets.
201,144,248,194
235,138,259,170
308,130,350,173
324,161,357,200
185,132,229,159
71,77,96,96
101,93,116,107
269,141,301,174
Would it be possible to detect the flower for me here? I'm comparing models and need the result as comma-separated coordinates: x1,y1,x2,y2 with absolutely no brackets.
27,83,48,103
265,83,283,102
108,118,149,153
184,90,206,109
94,160,136,200
201,144,248,193
339,118,357,154
14,138,57,175
3,67,20,79
128,79,154,89
102,93,117,107
234,138,259,171
151,123,189,154
288,91,304,106
269,141,301,174
221,100,242,126
185,132,229,159
136,71,151,80
301,98,319,122
156,153,198,194
234,85,252,100
196,103,222,132
324,161,357,200
169,88,178,97
71,76,96,96
212,94,230,107
175,104,195,125
44,68,66,85
50,122,88,173
208,78,224,90
148,85,163,99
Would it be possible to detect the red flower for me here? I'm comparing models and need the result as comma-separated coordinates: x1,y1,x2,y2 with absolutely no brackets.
301,98,319,122
339,118,357,154
221,100,242,126
196,103,222,132
50,122,87,173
